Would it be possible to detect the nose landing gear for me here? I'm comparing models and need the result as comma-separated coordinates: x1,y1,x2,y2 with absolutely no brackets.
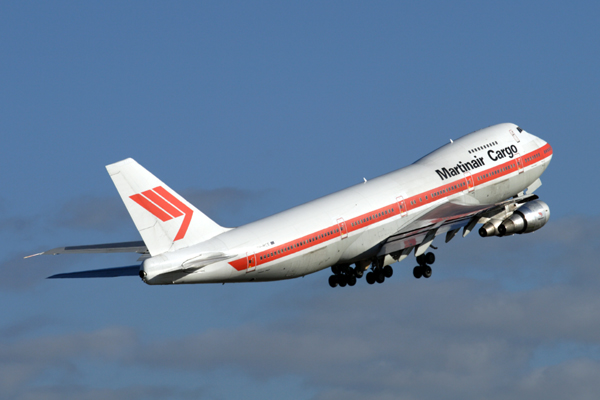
413,252,435,279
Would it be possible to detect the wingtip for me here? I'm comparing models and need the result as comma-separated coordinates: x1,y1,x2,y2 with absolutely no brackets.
24,252,44,259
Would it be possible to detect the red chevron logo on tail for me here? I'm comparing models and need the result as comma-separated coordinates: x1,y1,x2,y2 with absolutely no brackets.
129,186,193,241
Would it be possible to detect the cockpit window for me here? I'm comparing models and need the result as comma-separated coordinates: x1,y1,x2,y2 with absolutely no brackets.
516,126,523,133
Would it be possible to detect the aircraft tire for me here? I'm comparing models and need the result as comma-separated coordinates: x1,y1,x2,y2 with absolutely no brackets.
423,265,432,278
366,272,375,285
416,254,426,266
354,267,364,279
328,275,338,288
347,275,357,286
413,266,423,279
383,265,393,278
425,252,435,265
376,271,385,284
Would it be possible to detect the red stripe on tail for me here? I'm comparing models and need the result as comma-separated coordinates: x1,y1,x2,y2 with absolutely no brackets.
153,186,193,241
129,194,172,222
142,189,184,218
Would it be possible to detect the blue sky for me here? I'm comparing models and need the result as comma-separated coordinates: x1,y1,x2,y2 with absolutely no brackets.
1,2,599,399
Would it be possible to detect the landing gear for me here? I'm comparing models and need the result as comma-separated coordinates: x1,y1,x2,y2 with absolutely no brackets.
329,264,361,288
422,265,432,278
329,260,395,287
413,266,423,279
366,272,375,285
328,275,338,288
383,265,393,278
413,252,435,279
365,261,392,285
375,269,385,284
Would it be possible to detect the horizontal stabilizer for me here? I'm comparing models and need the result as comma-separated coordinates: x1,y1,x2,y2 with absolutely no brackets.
27,241,147,258
48,265,140,279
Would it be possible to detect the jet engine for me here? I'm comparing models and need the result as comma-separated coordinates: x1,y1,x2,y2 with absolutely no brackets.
497,200,550,236
479,218,504,237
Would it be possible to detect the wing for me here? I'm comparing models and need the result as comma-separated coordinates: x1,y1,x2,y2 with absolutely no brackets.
378,194,539,260
47,265,141,279
25,241,148,258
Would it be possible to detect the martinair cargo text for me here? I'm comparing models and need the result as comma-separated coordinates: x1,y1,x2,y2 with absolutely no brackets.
29,123,553,287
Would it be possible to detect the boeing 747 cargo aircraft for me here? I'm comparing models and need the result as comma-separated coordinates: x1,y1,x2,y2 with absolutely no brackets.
29,123,552,287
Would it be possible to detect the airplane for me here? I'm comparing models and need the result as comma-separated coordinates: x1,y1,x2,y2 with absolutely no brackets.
28,123,553,287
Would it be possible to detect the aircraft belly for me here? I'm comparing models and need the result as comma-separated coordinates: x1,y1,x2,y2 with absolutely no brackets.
339,220,399,263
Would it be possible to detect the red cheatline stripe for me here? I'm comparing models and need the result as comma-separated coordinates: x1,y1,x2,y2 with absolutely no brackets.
142,189,184,218
228,143,554,272
129,194,172,222
154,186,193,242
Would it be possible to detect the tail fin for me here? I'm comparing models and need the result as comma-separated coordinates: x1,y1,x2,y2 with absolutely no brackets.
106,158,229,256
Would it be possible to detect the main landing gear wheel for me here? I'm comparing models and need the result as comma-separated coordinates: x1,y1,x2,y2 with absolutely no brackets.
422,265,432,278
413,266,423,279
329,264,362,288
413,252,435,279
328,275,338,288
416,252,435,266
383,265,393,278
366,272,375,285
354,267,364,279
425,252,435,265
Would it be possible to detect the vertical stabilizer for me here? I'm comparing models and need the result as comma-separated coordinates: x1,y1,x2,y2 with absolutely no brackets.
106,158,229,256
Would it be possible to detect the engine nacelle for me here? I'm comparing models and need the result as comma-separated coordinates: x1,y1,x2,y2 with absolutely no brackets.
479,219,504,237
498,200,550,236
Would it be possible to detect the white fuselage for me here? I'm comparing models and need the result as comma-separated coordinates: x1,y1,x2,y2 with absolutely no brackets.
142,123,552,285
